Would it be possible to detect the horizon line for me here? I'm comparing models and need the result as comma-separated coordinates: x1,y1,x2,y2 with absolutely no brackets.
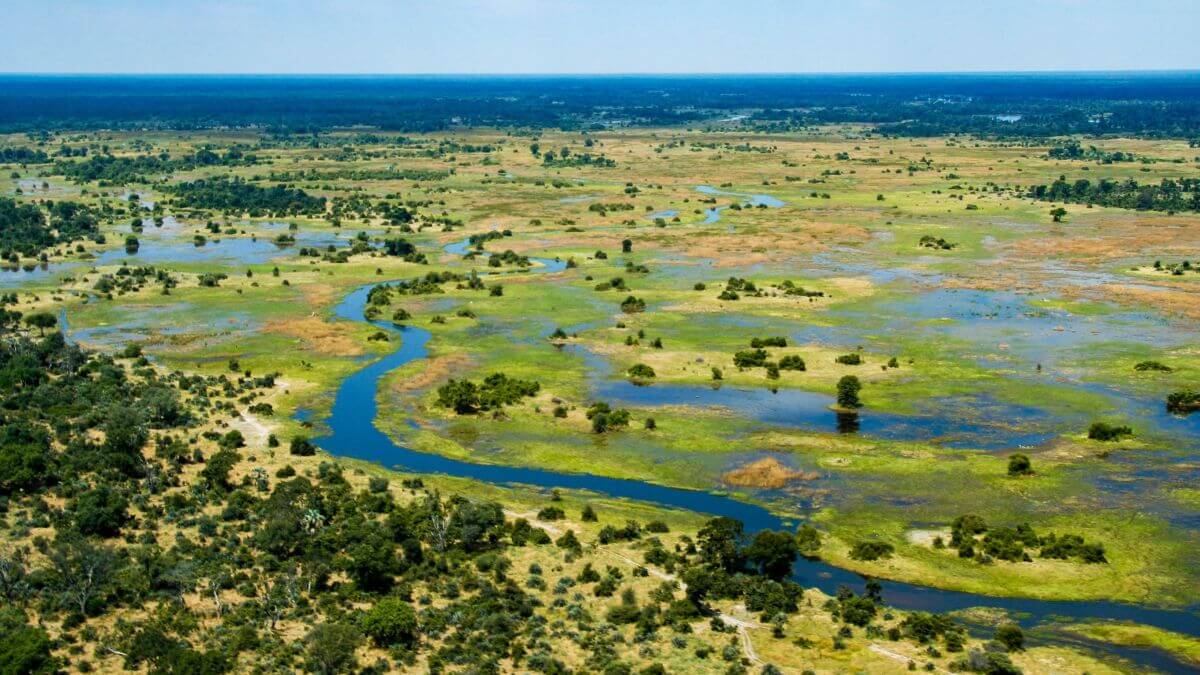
2,69,1200,78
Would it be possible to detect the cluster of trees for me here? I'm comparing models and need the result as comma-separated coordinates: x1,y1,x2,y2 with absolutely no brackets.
168,177,326,216
0,147,50,163
0,198,99,260
540,149,616,168
1166,389,1200,415
585,401,632,433
267,167,449,182
1028,176,1200,213
940,515,1107,564
52,147,258,184
1150,259,1197,276
919,234,956,250
436,372,540,414
731,339,807,380
1046,141,1136,163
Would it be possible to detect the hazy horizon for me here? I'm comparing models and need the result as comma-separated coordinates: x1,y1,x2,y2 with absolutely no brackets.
2,0,1198,75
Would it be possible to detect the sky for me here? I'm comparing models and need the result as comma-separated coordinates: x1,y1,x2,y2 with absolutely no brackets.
2,0,1198,74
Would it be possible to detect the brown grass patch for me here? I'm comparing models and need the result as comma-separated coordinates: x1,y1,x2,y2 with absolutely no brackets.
722,456,818,489
389,353,471,393
265,316,363,356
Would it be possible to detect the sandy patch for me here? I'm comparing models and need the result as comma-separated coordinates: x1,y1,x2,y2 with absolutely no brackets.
906,528,950,547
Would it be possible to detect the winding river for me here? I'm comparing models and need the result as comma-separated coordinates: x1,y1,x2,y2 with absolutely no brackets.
309,212,1199,669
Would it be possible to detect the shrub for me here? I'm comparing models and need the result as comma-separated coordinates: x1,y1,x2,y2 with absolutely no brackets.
0,611,56,675
627,363,656,379
305,623,360,674
849,540,894,561
1166,389,1200,415
779,355,806,371
619,295,646,313
994,623,1024,652
1087,422,1132,441
835,353,862,365
73,485,129,537
361,598,419,647
1006,453,1033,476
290,435,317,456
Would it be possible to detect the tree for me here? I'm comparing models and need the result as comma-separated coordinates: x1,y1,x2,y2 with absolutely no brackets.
344,521,399,591
1006,453,1033,477
836,375,862,409
305,622,360,675
0,421,54,495
361,597,419,647
0,609,56,675
72,484,129,537
745,530,799,580
450,500,505,551
102,405,148,476
200,448,240,492
436,379,479,413
48,534,121,616
795,524,821,555
21,311,56,336
1050,207,1067,222
697,517,745,572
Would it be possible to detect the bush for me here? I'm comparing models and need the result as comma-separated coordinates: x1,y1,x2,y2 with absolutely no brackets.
994,623,1024,652
627,363,656,379
305,622,360,674
290,435,317,456
73,485,129,537
537,506,566,521
1166,389,1200,415
849,540,894,561
779,355,806,371
1006,453,1033,476
361,598,419,647
0,611,56,675
835,353,862,365
1087,422,1132,441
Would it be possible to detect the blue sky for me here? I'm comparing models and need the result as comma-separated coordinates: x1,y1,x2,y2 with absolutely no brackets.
2,0,1198,74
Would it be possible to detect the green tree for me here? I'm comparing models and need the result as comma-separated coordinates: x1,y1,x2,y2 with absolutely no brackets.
745,530,799,579
305,622,360,675
836,375,862,409
697,517,745,572
795,524,821,555
200,448,240,492
0,609,57,675
21,311,56,336
361,597,419,647
72,484,129,537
